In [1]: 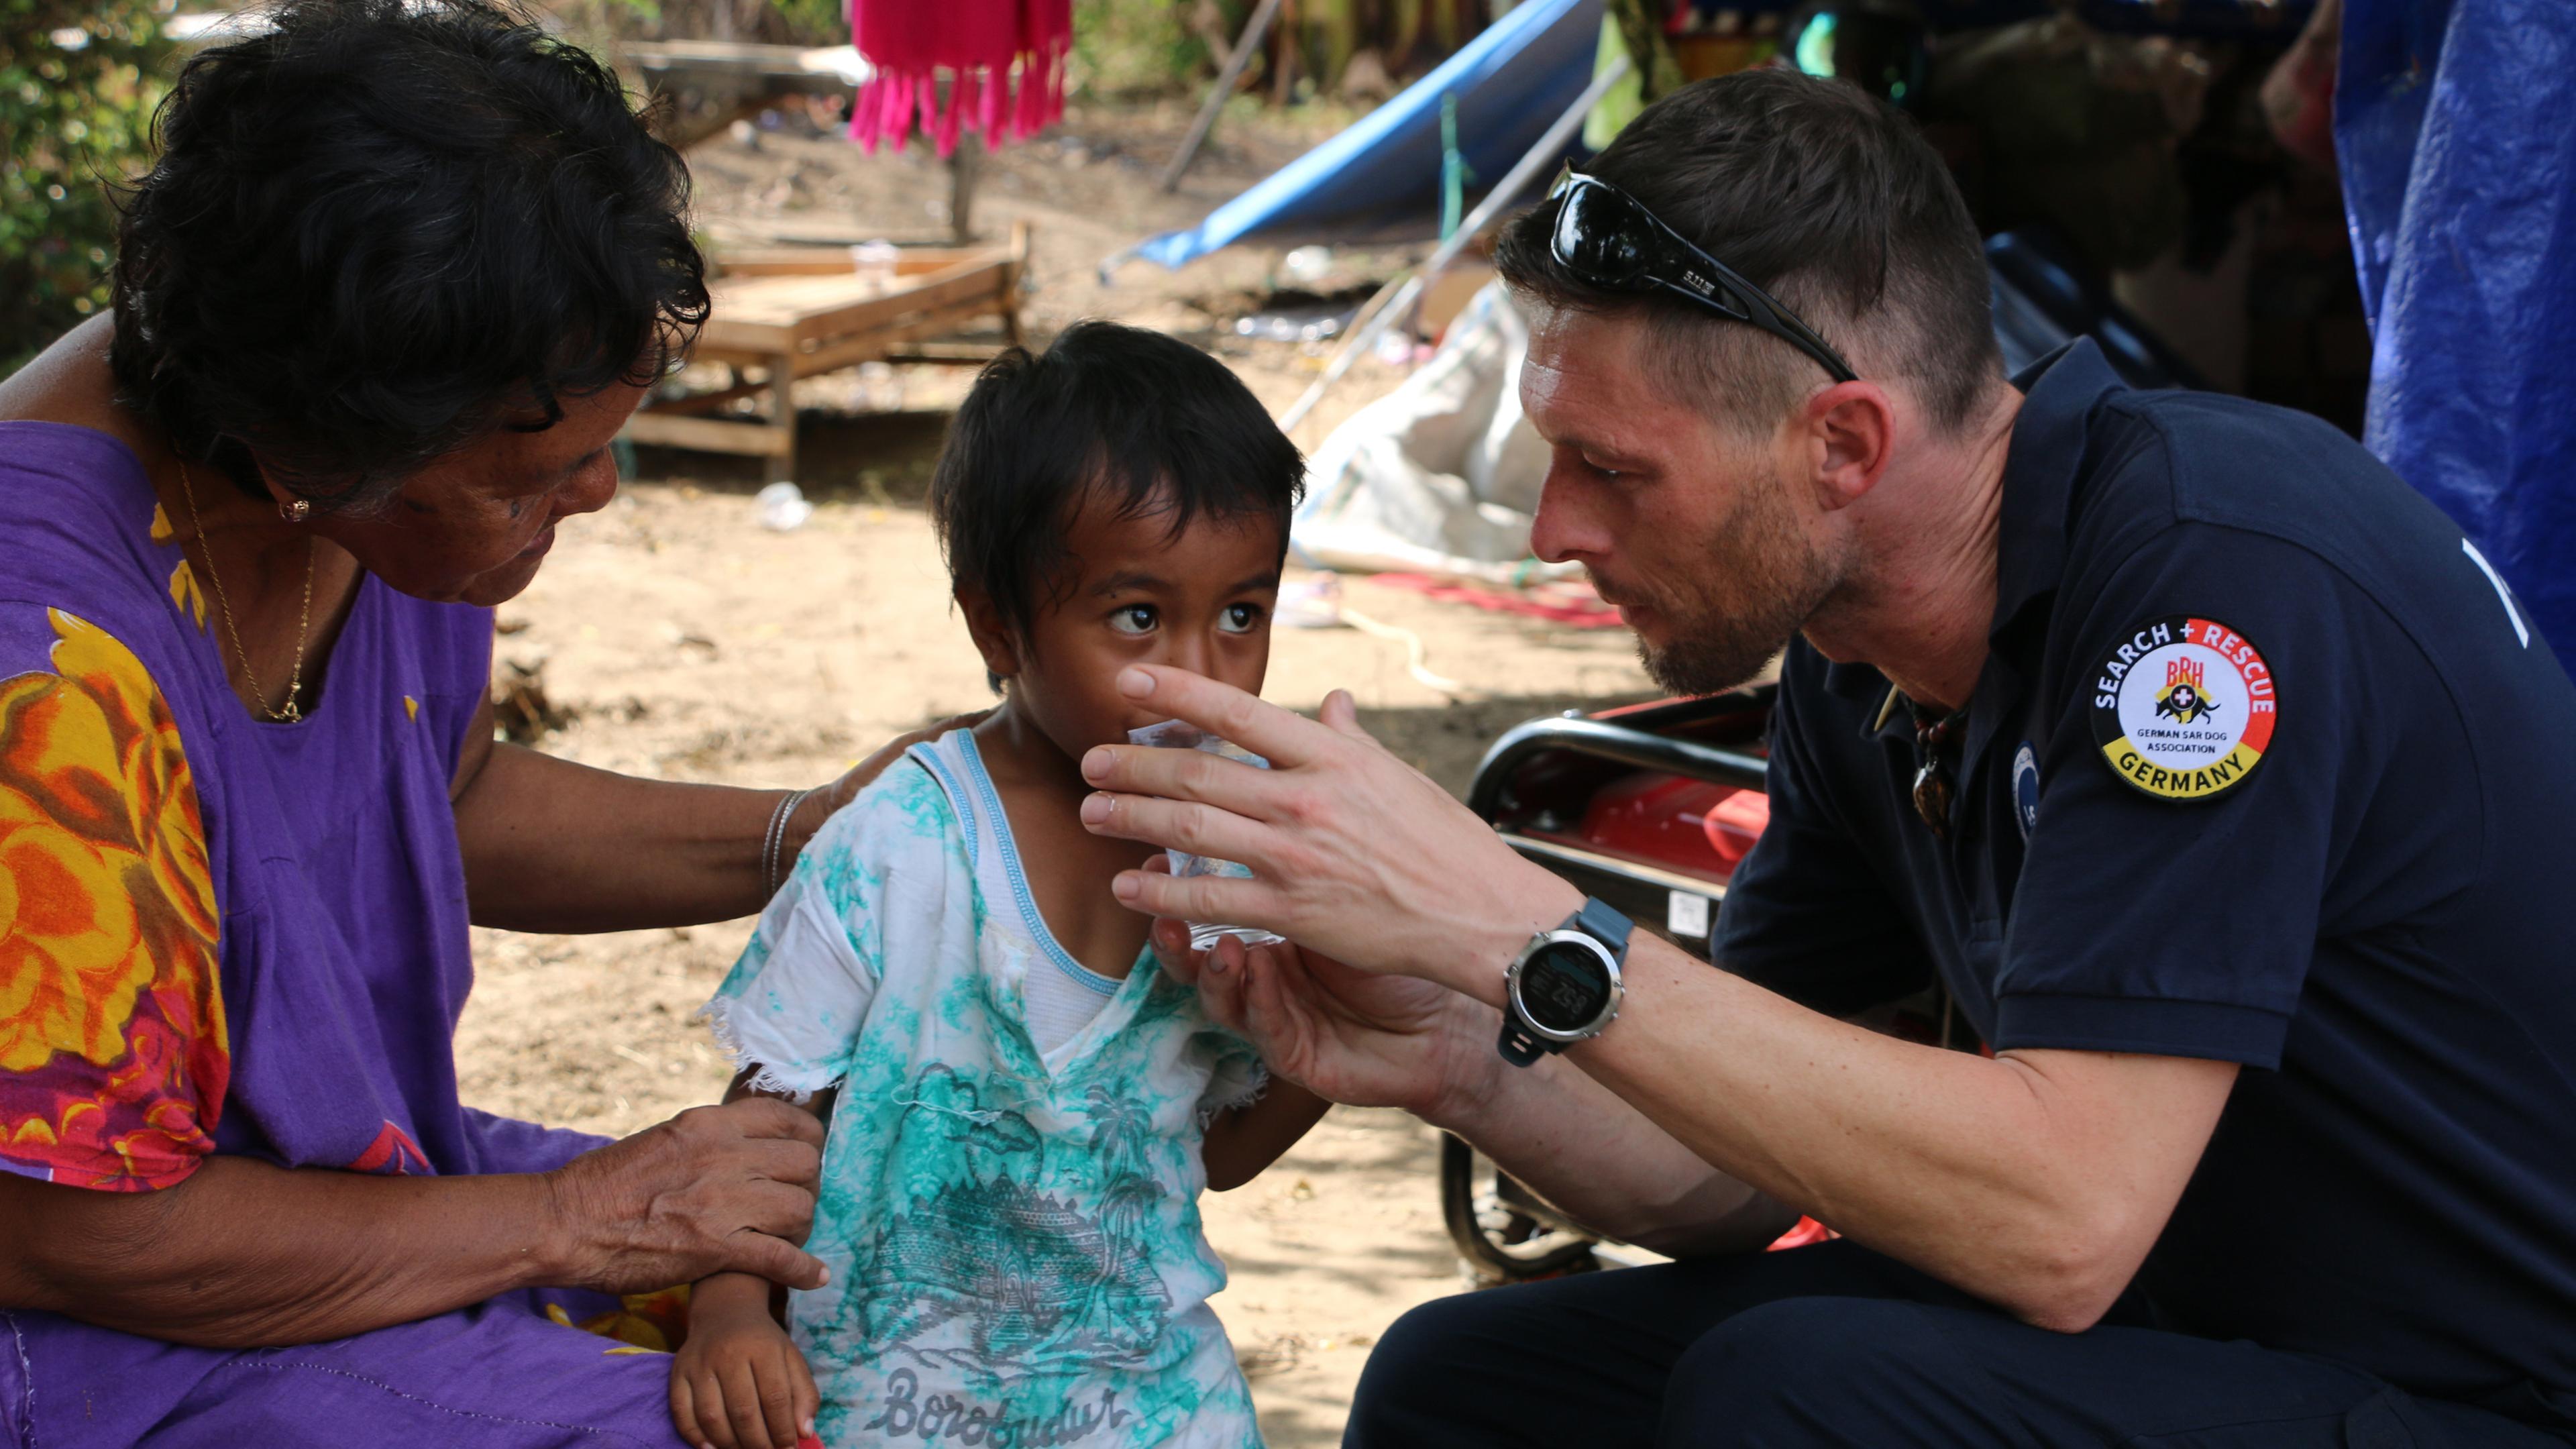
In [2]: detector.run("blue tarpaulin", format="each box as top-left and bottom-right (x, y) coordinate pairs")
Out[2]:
(2337, 0), (2576, 665)
(1125, 0), (1603, 270)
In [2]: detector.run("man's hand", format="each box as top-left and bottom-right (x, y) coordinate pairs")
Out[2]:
(1156, 918), (1501, 1123)
(545, 1097), (827, 1294)
(1081, 669), (1581, 996)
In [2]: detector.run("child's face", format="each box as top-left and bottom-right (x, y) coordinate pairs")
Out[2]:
(969, 494), (1283, 763)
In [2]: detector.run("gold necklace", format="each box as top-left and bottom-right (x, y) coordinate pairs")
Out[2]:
(176, 459), (315, 723)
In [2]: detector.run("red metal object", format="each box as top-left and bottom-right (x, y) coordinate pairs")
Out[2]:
(1767, 1216), (1839, 1252)
(1526, 772), (1771, 883)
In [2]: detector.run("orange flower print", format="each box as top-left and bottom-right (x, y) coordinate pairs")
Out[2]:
(0, 610), (227, 1190)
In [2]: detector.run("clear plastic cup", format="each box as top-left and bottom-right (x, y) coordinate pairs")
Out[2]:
(1125, 720), (1287, 952)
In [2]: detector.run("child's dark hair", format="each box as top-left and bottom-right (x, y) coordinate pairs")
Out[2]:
(930, 321), (1306, 644)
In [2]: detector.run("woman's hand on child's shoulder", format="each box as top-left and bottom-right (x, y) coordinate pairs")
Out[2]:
(815, 710), (991, 818)
(669, 1271), (821, 1449)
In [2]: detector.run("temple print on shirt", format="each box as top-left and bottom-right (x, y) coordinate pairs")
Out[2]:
(859, 1064), (1174, 1380)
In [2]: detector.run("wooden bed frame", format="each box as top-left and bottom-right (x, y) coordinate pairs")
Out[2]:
(622, 221), (1029, 482)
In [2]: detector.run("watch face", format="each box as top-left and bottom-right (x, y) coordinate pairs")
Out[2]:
(1521, 942), (1613, 1033)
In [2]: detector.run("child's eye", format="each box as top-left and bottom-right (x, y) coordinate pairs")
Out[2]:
(1218, 603), (1263, 635)
(1110, 604), (1159, 636)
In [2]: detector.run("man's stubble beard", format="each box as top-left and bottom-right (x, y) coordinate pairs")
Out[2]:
(1633, 470), (1847, 697)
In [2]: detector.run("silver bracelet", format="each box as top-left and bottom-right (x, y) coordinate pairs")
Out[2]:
(761, 788), (811, 900)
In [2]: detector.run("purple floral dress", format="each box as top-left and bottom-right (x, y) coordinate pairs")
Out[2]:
(0, 422), (688, 1448)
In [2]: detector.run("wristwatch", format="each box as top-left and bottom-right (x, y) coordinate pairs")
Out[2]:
(1497, 898), (1631, 1067)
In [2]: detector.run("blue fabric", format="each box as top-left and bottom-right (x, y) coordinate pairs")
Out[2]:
(2337, 0), (2576, 667)
(1715, 341), (2576, 1413)
(1129, 0), (1601, 268)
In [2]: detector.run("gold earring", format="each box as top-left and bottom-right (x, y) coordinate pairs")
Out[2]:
(281, 497), (311, 523)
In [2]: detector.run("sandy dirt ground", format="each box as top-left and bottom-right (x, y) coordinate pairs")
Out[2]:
(451, 94), (1653, 1446)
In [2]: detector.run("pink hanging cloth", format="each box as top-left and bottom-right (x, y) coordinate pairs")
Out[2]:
(847, 0), (1072, 157)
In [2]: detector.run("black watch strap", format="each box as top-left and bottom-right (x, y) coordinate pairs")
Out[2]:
(1497, 899), (1632, 1067)
(1574, 897), (1634, 963)
(1497, 1014), (1551, 1068)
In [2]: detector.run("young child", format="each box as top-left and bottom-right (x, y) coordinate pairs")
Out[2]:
(674, 321), (1328, 1449)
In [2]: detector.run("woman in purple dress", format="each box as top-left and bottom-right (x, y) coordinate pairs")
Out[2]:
(0, 3), (912, 1443)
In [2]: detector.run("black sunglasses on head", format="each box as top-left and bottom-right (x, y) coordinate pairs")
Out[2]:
(1546, 172), (1860, 386)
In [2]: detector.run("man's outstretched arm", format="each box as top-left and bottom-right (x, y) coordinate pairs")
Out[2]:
(1091, 667), (2237, 1331)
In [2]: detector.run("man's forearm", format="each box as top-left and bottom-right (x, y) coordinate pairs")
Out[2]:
(1538, 934), (2235, 1329)
(1436, 1014), (1794, 1255)
(455, 742), (823, 932)
(0, 1157), (564, 1348)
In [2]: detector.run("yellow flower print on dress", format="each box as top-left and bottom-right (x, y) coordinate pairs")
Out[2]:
(150, 505), (207, 634)
(0, 610), (227, 1190)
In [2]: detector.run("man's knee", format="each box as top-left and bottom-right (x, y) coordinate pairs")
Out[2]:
(1346, 1291), (1497, 1438)
(1658, 1297), (1982, 1448)
(1347, 1284), (1598, 1447)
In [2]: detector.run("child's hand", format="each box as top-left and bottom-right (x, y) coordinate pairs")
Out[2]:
(669, 1273), (820, 1449)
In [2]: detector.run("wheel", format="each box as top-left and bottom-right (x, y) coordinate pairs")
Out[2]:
(1439, 1132), (1602, 1285)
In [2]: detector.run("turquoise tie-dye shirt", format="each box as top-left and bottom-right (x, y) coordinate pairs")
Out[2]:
(706, 730), (1267, 1448)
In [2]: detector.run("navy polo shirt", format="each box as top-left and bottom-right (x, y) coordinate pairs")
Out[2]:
(1712, 339), (2576, 1417)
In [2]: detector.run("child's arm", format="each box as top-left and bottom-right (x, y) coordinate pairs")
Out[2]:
(670, 1070), (834, 1449)
(1201, 1078), (1332, 1191)
(672, 1270), (816, 1449)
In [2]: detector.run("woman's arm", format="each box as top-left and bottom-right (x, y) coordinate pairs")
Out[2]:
(451, 692), (981, 932)
(0, 1097), (828, 1348)
(1200, 1078), (1331, 1192)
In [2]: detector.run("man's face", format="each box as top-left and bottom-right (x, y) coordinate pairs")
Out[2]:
(1521, 307), (1849, 696)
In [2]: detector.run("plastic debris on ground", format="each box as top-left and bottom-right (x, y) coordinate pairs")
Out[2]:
(1234, 305), (1356, 344)
(755, 481), (813, 531)
(1274, 572), (1346, 629)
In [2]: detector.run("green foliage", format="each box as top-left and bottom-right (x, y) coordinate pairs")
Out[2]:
(1, 0), (176, 374)
(764, 0), (845, 48)
(1069, 0), (1210, 100)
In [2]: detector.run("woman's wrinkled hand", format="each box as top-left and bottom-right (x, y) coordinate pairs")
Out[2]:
(810, 710), (991, 823)
(544, 1097), (827, 1294)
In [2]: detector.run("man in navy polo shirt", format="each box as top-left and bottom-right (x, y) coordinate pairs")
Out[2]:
(1072, 70), (2576, 1445)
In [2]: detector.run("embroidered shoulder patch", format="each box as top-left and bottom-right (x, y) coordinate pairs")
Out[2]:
(2088, 616), (2275, 801)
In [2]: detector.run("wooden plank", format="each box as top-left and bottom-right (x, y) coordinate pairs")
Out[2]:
(792, 305), (1002, 376)
(698, 318), (800, 354)
(879, 341), (1015, 364)
(689, 343), (775, 369)
(714, 246), (1004, 280)
(716, 249), (861, 278)
(767, 354), (797, 484)
(715, 274), (904, 328)
(621, 411), (792, 458)
(786, 256), (1010, 346)
(695, 256), (1009, 354)
(647, 377), (775, 416)
(625, 40), (866, 85)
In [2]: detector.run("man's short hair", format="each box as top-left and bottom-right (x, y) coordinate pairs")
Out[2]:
(930, 321), (1306, 651)
(1495, 70), (2000, 437)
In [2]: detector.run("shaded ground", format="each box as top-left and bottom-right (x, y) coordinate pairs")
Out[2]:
(452, 97), (1646, 1446)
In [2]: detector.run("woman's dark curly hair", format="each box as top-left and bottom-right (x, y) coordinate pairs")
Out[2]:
(110, 0), (707, 511)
